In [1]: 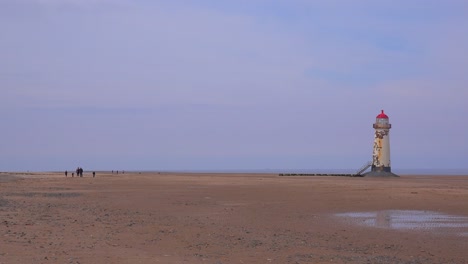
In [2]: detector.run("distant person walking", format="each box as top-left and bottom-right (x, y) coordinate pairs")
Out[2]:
(93, 171), (95, 178)
(65, 170), (68, 177)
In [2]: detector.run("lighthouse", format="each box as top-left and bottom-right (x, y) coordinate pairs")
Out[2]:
(364, 110), (398, 177)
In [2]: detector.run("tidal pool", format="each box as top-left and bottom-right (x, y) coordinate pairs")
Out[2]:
(335, 210), (468, 236)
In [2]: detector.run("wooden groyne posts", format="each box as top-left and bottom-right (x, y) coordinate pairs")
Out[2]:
(278, 162), (373, 177)
(278, 173), (363, 177)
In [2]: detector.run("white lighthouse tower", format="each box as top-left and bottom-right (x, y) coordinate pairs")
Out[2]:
(365, 110), (398, 177)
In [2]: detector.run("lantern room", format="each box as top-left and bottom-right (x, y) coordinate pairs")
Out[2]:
(373, 110), (391, 129)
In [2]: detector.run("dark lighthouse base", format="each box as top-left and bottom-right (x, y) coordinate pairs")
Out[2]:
(363, 166), (399, 177)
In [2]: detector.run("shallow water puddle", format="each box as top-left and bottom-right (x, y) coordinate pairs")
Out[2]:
(336, 210), (468, 236)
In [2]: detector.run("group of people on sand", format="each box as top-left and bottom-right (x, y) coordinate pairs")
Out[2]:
(76, 167), (84, 177)
(64, 167), (95, 178)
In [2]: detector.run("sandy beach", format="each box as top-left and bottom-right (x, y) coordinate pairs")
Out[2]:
(1, 172), (467, 263)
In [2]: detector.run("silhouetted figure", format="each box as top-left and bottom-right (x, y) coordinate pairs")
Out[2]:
(79, 168), (83, 177)
(65, 170), (68, 177)
(72, 173), (74, 177)
(93, 171), (95, 178)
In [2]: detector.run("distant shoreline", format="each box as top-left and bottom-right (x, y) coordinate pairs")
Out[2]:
(2, 170), (468, 176)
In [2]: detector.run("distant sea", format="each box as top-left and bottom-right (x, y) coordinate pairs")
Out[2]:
(5, 169), (467, 176)
(138, 169), (468, 175)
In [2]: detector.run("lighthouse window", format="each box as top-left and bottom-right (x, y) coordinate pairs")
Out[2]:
(378, 119), (388, 124)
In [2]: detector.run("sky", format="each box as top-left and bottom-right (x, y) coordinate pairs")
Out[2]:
(1, 0), (467, 172)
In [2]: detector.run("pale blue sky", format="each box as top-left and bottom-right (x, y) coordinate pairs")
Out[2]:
(1, 0), (467, 172)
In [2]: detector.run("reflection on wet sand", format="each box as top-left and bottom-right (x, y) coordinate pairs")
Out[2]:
(336, 210), (468, 236)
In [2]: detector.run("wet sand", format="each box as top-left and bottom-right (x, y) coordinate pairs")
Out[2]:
(1, 172), (468, 263)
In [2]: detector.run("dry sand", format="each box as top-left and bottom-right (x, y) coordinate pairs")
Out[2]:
(1, 171), (467, 263)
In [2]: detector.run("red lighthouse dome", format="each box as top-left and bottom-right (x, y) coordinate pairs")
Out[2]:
(376, 110), (389, 119)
